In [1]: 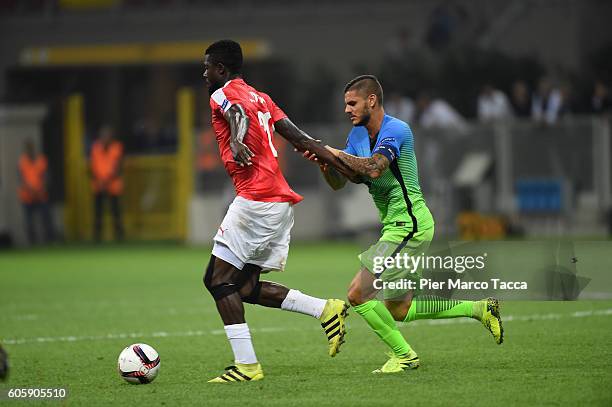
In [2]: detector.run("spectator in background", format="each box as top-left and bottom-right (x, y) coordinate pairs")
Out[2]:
(415, 91), (468, 134)
(591, 80), (612, 116)
(385, 91), (415, 124)
(510, 80), (531, 118)
(90, 125), (124, 242)
(531, 77), (563, 125)
(477, 84), (513, 123)
(18, 140), (56, 245)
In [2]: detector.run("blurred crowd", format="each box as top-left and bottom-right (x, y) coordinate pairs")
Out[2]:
(385, 78), (611, 132)
(380, 2), (611, 131)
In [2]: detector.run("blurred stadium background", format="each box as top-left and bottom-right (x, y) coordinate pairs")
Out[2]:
(0, 0), (611, 247)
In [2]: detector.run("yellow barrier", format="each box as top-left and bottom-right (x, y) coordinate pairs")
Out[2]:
(177, 87), (195, 241)
(59, 0), (119, 9)
(121, 155), (179, 240)
(63, 94), (92, 240)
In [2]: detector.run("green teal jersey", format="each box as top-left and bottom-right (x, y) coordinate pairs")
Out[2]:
(344, 114), (434, 243)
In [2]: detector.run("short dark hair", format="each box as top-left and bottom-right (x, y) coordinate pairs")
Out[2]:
(344, 75), (384, 105)
(205, 40), (243, 74)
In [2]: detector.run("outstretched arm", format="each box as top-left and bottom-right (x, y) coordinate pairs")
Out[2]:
(224, 104), (254, 167)
(274, 118), (361, 182)
(327, 147), (390, 179)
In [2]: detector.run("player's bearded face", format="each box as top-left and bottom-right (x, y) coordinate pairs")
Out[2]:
(207, 75), (223, 96)
(356, 106), (371, 127)
(345, 90), (371, 126)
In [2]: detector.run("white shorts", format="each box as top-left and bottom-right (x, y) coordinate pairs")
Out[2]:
(212, 196), (294, 272)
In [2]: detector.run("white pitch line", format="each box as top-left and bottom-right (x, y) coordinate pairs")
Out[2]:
(0, 314), (39, 321)
(2, 308), (612, 346)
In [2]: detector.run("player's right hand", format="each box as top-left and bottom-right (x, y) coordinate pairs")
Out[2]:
(230, 141), (255, 167)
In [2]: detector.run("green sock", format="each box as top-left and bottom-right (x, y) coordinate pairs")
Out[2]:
(405, 295), (476, 322)
(353, 300), (412, 356)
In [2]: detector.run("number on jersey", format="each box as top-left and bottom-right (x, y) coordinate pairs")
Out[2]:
(257, 111), (278, 157)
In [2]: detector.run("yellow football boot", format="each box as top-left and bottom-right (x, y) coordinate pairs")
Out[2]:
(208, 363), (264, 383)
(319, 299), (349, 357)
(372, 350), (420, 374)
(475, 297), (504, 344)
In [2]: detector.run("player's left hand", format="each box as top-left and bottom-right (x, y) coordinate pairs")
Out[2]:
(230, 141), (255, 167)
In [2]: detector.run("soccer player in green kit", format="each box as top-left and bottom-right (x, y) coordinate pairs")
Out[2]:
(303, 75), (504, 374)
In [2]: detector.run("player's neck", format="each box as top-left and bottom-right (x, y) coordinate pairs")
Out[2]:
(366, 109), (385, 139)
(223, 74), (242, 86)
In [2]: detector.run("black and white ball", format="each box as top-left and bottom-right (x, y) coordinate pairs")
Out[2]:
(117, 343), (160, 384)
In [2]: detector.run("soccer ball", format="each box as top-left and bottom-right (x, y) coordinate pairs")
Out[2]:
(117, 343), (160, 384)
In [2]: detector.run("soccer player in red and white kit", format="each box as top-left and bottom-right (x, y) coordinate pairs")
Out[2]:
(202, 40), (356, 383)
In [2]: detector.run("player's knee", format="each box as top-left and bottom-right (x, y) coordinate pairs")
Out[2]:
(347, 268), (378, 306)
(347, 285), (364, 306)
(347, 273), (369, 306)
(206, 278), (238, 301)
(203, 256), (239, 301)
(203, 255), (216, 290)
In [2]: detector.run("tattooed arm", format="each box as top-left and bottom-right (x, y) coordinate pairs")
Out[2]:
(224, 104), (254, 167)
(326, 146), (390, 179)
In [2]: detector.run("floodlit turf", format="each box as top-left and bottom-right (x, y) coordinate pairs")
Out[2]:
(1, 243), (611, 406)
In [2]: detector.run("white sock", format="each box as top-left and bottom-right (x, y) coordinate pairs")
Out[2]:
(224, 323), (258, 364)
(280, 289), (327, 319)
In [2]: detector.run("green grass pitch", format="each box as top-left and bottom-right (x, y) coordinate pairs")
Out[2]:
(1, 243), (611, 406)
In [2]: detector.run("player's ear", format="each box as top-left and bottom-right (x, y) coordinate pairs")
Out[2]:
(215, 61), (226, 75)
(368, 94), (377, 108)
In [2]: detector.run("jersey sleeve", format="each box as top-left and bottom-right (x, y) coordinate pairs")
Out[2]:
(372, 122), (406, 162)
(343, 130), (357, 155)
(210, 87), (235, 114)
(260, 92), (287, 123)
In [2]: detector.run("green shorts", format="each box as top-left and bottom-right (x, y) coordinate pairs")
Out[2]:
(358, 226), (435, 300)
